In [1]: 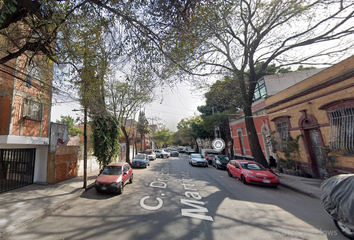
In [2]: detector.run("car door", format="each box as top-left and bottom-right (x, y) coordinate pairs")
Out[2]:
(228, 161), (236, 175)
(233, 162), (241, 178)
(122, 165), (130, 184)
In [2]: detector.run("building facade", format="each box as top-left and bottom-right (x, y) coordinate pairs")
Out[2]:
(0, 57), (52, 192)
(230, 69), (324, 163)
(266, 56), (354, 178)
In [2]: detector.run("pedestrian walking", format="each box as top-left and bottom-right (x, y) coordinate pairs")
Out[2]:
(269, 156), (277, 173)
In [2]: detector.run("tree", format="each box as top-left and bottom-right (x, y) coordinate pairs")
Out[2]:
(153, 127), (173, 148)
(137, 110), (150, 151)
(176, 116), (212, 148)
(56, 115), (84, 135)
(105, 69), (155, 164)
(166, 0), (354, 167)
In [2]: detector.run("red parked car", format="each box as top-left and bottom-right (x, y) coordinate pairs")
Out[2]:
(227, 160), (279, 187)
(95, 162), (133, 194)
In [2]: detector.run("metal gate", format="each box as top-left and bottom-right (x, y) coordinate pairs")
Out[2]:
(0, 149), (36, 193)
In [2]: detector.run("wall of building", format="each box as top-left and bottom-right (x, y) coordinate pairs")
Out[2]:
(265, 69), (324, 96)
(266, 56), (354, 177)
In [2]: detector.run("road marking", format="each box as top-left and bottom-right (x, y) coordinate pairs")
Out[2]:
(140, 196), (163, 211)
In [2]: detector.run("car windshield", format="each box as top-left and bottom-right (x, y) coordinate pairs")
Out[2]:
(102, 166), (122, 175)
(135, 154), (146, 159)
(217, 156), (230, 163)
(207, 154), (215, 157)
(240, 162), (266, 170)
(191, 154), (204, 158)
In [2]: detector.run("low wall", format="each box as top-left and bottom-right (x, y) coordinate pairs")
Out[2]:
(46, 145), (100, 184)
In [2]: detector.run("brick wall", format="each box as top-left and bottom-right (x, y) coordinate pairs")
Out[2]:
(54, 146), (79, 183)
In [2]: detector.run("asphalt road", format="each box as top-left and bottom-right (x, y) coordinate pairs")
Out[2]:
(6, 155), (346, 240)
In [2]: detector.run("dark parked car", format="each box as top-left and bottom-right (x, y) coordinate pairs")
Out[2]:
(212, 155), (230, 169)
(95, 162), (133, 194)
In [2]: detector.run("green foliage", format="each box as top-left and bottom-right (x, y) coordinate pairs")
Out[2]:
(280, 135), (302, 171)
(176, 116), (212, 146)
(91, 115), (122, 169)
(137, 110), (150, 138)
(153, 126), (173, 148)
(56, 115), (84, 135)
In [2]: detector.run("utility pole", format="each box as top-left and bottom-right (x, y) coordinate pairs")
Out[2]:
(83, 107), (87, 190)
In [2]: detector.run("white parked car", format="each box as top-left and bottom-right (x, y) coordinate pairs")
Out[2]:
(145, 149), (156, 160)
(154, 149), (170, 158)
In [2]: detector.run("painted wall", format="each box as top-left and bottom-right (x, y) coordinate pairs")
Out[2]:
(266, 55), (354, 177)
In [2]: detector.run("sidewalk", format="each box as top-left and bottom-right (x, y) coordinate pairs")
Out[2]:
(0, 171), (323, 239)
(278, 173), (323, 199)
(0, 172), (97, 239)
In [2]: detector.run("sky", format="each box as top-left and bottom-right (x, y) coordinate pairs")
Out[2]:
(50, 81), (208, 132)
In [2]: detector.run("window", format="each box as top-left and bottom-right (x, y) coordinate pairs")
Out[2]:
(274, 119), (290, 151)
(235, 162), (240, 169)
(23, 99), (42, 121)
(328, 107), (354, 153)
(276, 121), (289, 142)
(253, 78), (267, 101)
(238, 130), (246, 155)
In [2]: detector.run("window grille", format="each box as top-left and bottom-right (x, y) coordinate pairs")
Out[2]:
(276, 121), (290, 151)
(329, 107), (354, 153)
(24, 99), (42, 121)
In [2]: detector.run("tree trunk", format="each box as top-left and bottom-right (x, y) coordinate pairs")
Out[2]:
(121, 126), (131, 164)
(243, 105), (269, 168)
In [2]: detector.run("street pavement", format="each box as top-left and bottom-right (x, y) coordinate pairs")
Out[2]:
(0, 159), (323, 239)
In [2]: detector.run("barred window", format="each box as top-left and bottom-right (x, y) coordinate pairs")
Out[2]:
(329, 107), (354, 153)
(23, 99), (42, 121)
(276, 121), (289, 142)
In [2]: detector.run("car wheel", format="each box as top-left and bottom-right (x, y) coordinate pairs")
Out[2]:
(129, 174), (133, 184)
(333, 219), (354, 239)
(117, 183), (124, 194)
(241, 175), (248, 185)
(227, 170), (233, 177)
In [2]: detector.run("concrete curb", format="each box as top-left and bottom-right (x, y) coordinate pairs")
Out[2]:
(280, 182), (320, 199)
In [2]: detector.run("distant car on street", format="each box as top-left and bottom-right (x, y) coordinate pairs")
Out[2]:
(131, 154), (150, 168)
(187, 149), (196, 155)
(154, 149), (170, 158)
(212, 155), (230, 169)
(170, 149), (179, 157)
(189, 154), (208, 167)
(145, 149), (156, 160)
(95, 162), (133, 194)
(165, 148), (179, 157)
(227, 160), (279, 187)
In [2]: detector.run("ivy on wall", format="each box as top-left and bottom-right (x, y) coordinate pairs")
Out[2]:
(91, 115), (122, 169)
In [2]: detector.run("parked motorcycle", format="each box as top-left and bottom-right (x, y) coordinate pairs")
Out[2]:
(321, 174), (354, 239)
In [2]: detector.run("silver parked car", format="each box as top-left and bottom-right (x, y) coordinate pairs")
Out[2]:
(189, 154), (208, 167)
